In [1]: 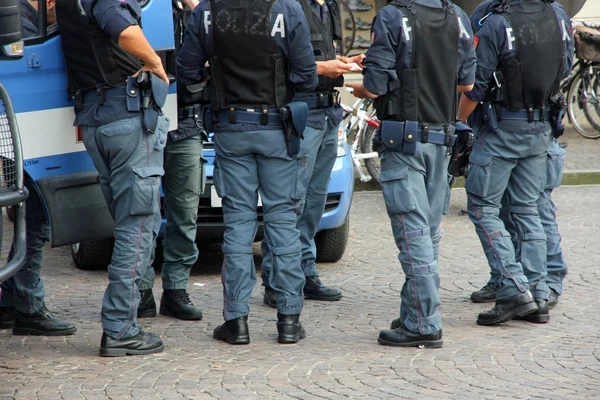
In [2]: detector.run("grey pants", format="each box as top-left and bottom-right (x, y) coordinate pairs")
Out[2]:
(261, 123), (338, 282)
(213, 128), (308, 321)
(141, 118), (205, 291)
(82, 114), (168, 339)
(467, 127), (552, 301)
(379, 142), (450, 335)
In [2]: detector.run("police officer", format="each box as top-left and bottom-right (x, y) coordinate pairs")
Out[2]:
(467, 1), (572, 310)
(0, 0), (75, 337)
(457, 0), (573, 325)
(178, 0), (317, 344)
(261, 0), (364, 307)
(137, 0), (204, 322)
(347, 0), (476, 347)
(56, 0), (170, 356)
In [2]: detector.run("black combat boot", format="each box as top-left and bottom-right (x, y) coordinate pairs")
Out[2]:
(13, 307), (76, 336)
(160, 290), (203, 320)
(477, 290), (538, 325)
(378, 326), (443, 348)
(137, 289), (157, 318)
(471, 282), (497, 303)
(304, 276), (342, 301)
(100, 330), (164, 357)
(547, 289), (560, 309)
(277, 313), (305, 344)
(213, 316), (250, 345)
(514, 298), (550, 323)
(0, 307), (15, 330)
(263, 286), (277, 309)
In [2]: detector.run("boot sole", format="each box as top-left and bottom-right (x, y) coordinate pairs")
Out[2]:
(304, 293), (343, 301)
(514, 313), (550, 323)
(213, 332), (250, 345)
(0, 322), (14, 330)
(99, 344), (164, 357)
(470, 296), (496, 303)
(476, 302), (538, 326)
(12, 326), (77, 336)
(159, 307), (203, 321)
(377, 338), (443, 349)
(278, 330), (306, 344)
(137, 309), (157, 318)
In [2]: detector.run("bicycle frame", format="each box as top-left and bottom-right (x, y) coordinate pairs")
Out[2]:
(342, 98), (379, 182)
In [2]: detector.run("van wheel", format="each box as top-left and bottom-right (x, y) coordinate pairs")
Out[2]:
(71, 239), (114, 271)
(315, 215), (350, 263)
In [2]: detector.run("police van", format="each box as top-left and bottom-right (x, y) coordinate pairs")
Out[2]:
(0, 0), (354, 270)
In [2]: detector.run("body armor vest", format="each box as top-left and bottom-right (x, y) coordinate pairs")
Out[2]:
(374, 0), (459, 125)
(297, 0), (343, 93)
(56, 0), (142, 94)
(493, 1), (564, 110)
(209, 0), (291, 110)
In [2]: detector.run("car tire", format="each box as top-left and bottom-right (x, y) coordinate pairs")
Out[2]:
(315, 215), (350, 263)
(71, 239), (114, 271)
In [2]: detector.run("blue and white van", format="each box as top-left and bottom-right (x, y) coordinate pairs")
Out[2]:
(0, 0), (353, 270)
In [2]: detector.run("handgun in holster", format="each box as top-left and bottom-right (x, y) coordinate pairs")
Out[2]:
(549, 94), (566, 139)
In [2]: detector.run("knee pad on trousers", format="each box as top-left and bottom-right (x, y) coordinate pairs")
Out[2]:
(509, 205), (546, 241)
(263, 212), (297, 224)
(223, 211), (258, 224)
(271, 242), (302, 256)
(221, 244), (253, 255)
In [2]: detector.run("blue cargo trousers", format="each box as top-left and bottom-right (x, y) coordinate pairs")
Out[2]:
(213, 128), (308, 321)
(0, 178), (49, 314)
(466, 127), (552, 301)
(140, 118), (205, 291)
(261, 123), (338, 282)
(488, 139), (568, 294)
(379, 142), (450, 335)
(82, 114), (168, 339)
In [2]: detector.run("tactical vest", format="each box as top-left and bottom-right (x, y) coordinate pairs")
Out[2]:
(374, 0), (459, 125)
(491, 1), (564, 111)
(56, 0), (142, 95)
(297, 0), (343, 93)
(208, 0), (291, 110)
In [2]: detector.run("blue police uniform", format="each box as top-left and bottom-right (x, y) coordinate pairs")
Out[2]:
(261, 0), (344, 302)
(57, 0), (168, 344)
(364, 0), (476, 343)
(139, 4), (205, 321)
(469, 0), (570, 307)
(464, 0), (573, 315)
(0, 0), (76, 336)
(177, 0), (317, 334)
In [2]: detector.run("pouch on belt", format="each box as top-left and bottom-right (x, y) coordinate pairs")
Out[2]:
(379, 120), (418, 155)
(143, 73), (169, 133)
(279, 101), (309, 157)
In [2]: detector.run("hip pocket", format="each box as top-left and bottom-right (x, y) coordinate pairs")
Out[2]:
(130, 165), (164, 215)
(213, 155), (226, 198)
(545, 146), (565, 190)
(99, 116), (139, 137)
(465, 151), (493, 197)
(379, 164), (416, 214)
(442, 177), (451, 216)
(291, 156), (309, 200)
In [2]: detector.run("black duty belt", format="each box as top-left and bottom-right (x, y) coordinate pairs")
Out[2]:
(216, 107), (281, 125)
(497, 107), (551, 122)
(81, 86), (127, 105)
(413, 126), (456, 146)
(178, 104), (202, 120)
(295, 91), (340, 109)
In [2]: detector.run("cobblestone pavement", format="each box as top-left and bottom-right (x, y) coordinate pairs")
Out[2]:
(1, 187), (600, 400)
(561, 125), (600, 172)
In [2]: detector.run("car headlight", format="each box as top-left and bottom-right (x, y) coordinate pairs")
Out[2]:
(337, 123), (347, 157)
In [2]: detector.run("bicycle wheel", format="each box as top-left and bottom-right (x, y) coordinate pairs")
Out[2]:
(359, 108), (381, 183)
(567, 64), (600, 139)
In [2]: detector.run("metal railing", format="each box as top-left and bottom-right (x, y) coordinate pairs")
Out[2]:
(0, 83), (28, 283)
